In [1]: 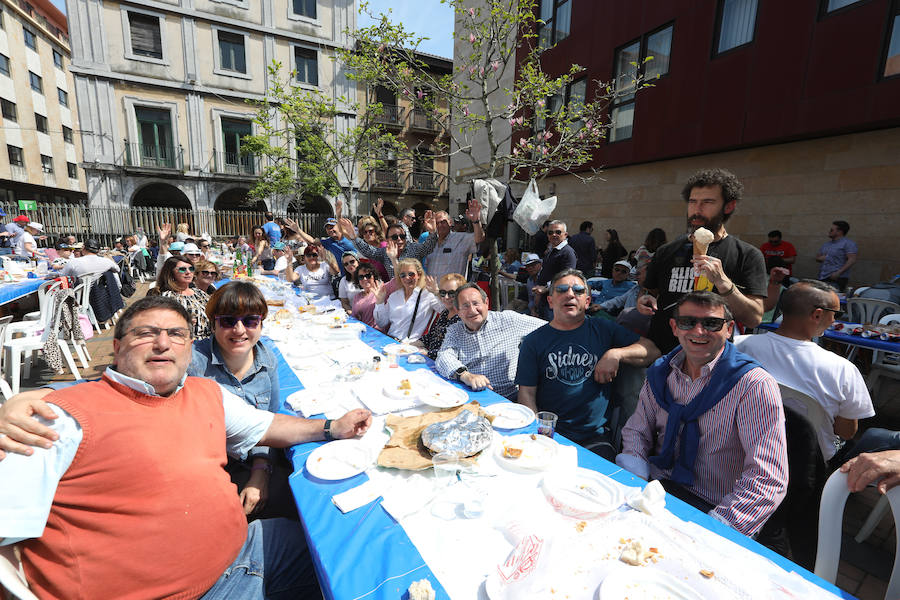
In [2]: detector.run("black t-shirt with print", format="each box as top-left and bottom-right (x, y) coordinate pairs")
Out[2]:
(645, 234), (767, 352)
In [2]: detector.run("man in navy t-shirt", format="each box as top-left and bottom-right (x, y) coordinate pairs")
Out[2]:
(516, 269), (660, 448)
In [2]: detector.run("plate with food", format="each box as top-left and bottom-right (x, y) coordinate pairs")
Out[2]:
(382, 343), (423, 355)
(305, 439), (372, 480)
(383, 377), (420, 400)
(420, 383), (469, 409)
(483, 403), (535, 429)
(598, 565), (699, 600)
(495, 434), (558, 472)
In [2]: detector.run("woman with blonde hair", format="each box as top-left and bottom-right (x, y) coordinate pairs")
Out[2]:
(175, 222), (191, 242)
(418, 272), (466, 358)
(194, 258), (219, 294)
(374, 258), (441, 341)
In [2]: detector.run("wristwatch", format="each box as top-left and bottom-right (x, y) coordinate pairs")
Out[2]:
(453, 366), (468, 381)
(323, 419), (335, 442)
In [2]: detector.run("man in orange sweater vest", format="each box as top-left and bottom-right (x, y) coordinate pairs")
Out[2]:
(0, 296), (372, 599)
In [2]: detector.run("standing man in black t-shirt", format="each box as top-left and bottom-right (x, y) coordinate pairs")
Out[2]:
(637, 168), (767, 352)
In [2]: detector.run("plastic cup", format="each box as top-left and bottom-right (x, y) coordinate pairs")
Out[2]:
(536, 411), (558, 438)
(432, 452), (461, 488)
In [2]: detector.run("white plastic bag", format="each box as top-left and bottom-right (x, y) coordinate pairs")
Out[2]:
(473, 178), (505, 225)
(512, 179), (556, 235)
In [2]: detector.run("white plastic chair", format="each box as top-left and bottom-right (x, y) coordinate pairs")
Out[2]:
(815, 470), (900, 600)
(23, 279), (63, 322)
(0, 545), (38, 600)
(499, 279), (523, 308)
(778, 384), (835, 462)
(868, 314), (900, 407)
(72, 273), (102, 333)
(846, 298), (900, 325)
(0, 315), (15, 401)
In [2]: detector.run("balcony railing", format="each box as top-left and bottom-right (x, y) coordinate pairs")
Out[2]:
(212, 151), (259, 176)
(409, 109), (440, 132)
(406, 171), (443, 195)
(374, 104), (404, 127)
(124, 142), (183, 170)
(368, 168), (402, 190)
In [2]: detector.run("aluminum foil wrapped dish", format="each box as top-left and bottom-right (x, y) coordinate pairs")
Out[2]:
(421, 410), (493, 457)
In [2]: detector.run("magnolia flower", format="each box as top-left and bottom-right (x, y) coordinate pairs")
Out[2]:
(585, 120), (594, 129)
(541, 146), (549, 155)
(512, 147), (520, 156)
(544, 131), (553, 141)
(469, 33), (476, 43)
(508, 118), (516, 126)
(417, 89), (424, 99)
(469, 66), (476, 75)
(577, 131), (584, 139)
(491, 61), (499, 72)
(479, 66), (485, 76)
(463, 106), (470, 116)
(537, 99), (545, 107)
(519, 137), (528, 147)
(468, 7), (475, 16)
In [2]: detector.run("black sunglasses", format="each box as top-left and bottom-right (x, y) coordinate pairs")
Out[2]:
(548, 229), (564, 236)
(553, 284), (587, 295)
(674, 316), (728, 332)
(816, 306), (844, 319)
(438, 289), (458, 298)
(200, 270), (217, 276)
(389, 234), (405, 241)
(358, 273), (375, 280)
(215, 315), (263, 329)
(305, 252), (319, 258)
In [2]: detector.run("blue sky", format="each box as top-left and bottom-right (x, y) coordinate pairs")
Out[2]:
(49, 0), (455, 59)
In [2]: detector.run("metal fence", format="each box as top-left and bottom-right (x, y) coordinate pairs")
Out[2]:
(0, 202), (331, 247)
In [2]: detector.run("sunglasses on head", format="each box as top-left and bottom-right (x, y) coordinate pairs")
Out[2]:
(176, 266), (194, 273)
(674, 316), (728, 332)
(548, 229), (564, 236)
(389, 234), (405, 241)
(438, 289), (458, 298)
(816, 306), (844, 319)
(554, 283), (586, 295)
(215, 315), (262, 329)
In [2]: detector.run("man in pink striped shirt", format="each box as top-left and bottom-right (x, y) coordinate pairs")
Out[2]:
(618, 291), (788, 538)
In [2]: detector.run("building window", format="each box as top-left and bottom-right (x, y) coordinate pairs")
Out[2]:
(294, 47), (318, 86)
(53, 50), (63, 69)
(23, 27), (37, 51)
(885, 4), (900, 78)
(135, 106), (175, 167)
(63, 125), (73, 143)
(609, 23), (674, 142)
(1, 99), (16, 122)
(58, 88), (68, 107)
(67, 162), (77, 178)
(538, 0), (571, 50)
(715, 0), (758, 54)
(0, 53), (9, 77)
(221, 118), (253, 172)
(41, 155), (53, 174)
(0, 8), (4, 30)
(128, 11), (163, 60)
(292, 0), (317, 19)
(34, 113), (48, 133)
(218, 31), (246, 73)
(7, 145), (23, 167)
(29, 71), (42, 93)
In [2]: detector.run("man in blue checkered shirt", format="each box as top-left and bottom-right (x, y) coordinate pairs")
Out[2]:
(435, 283), (544, 399)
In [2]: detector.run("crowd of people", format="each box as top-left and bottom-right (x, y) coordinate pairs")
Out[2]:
(0, 166), (897, 598)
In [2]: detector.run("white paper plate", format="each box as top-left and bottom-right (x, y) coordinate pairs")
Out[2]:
(598, 566), (700, 600)
(484, 403), (535, 429)
(305, 439), (372, 480)
(383, 377), (421, 401)
(542, 468), (625, 520)
(494, 434), (558, 472)
(382, 342), (422, 355)
(419, 383), (468, 408)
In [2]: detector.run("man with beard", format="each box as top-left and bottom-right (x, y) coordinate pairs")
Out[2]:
(637, 168), (767, 353)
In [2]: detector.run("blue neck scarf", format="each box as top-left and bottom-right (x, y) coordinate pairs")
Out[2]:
(647, 341), (761, 486)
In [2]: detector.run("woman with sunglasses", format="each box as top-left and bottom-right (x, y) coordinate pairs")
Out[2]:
(357, 216), (390, 280)
(150, 256), (211, 338)
(250, 225), (274, 271)
(193, 258), (219, 294)
(190, 281), (296, 520)
(338, 251), (363, 311)
(339, 212), (437, 278)
(374, 258), (441, 341)
(284, 243), (337, 298)
(418, 272), (466, 359)
(350, 263), (391, 326)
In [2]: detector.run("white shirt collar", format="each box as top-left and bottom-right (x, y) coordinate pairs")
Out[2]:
(104, 366), (187, 397)
(553, 239), (569, 250)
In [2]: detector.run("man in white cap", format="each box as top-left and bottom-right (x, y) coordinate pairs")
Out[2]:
(15, 222), (46, 259)
(590, 260), (637, 304)
(508, 253), (544, 315)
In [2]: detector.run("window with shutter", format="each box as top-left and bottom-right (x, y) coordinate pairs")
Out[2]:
(129, 11), (163, 59)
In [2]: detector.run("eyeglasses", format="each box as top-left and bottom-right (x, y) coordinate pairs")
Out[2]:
(342, 259), (358, 267)
(176, 266), (195, 274)
(324, 224), (337, 230)
(363, 228), (377, 235)
(548, 229), (564, 236)
(358, 273), (375, 280)
(438, 289), (458, 298)
(305, 252), (319, 258)
(674, 316), (728, 332)
(399, 271), (418, 279)
(200, 244), (210, 249)
(389, 234), (405, 241)
(816, 306), (844, 319)
(124, 326), (191, 344)
(199, 270), (217, 276)
(553, 283), (587, 295)
(215, 315), (263, 329)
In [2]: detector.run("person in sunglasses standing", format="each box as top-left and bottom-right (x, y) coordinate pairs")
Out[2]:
(619, 291), (788, 540)
(532, 220), (577, 320)
(516, 269), (659, 453)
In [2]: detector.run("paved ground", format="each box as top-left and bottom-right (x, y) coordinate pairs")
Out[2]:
(12, 281), (899, 599)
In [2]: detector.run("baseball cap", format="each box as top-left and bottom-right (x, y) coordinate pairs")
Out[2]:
(0, 207), (5, 217)
(13, 215), (29, 223)
(522, 253), (542, 266)
(272, 242), (286, 250)
(613, 260), (632, 269)
(56, 242), (71, 250)
(182, 243), (201, 255)
(324, 218), (338, 228)
(85, 239), (101, 252)
(28, 222), (44, 232)
(169, 241), (185, 252)
(70, 242), (84, 250)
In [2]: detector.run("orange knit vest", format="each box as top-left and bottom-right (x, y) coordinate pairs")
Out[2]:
(21, 375), (248, 600)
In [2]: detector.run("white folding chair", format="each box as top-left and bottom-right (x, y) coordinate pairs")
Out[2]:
(0, 315), (15, 401)
(816, 470), (900, 600)
(868, 313), (900, 407)
(846, 298), (900, 325)
(778, 384), (835, 462)
(0, 545), (38, 600)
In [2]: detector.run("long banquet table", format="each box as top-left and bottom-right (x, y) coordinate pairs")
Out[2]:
(262, 294), (853, 599)
(758, 321), (900, 355)
(0, 278), (44, 306)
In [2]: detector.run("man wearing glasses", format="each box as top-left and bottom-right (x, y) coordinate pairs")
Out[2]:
(734, 280), (874, 463)
(532, 220), (577, 319)
(0, 296), (372, 598)
(619, 291), (788, 539)
(589, 260), (637, 304)
(517, 269), (659, 452)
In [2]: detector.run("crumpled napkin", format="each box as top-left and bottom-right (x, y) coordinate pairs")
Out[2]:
(332, 478), (383, 513)
(625, 479), (667, 516)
